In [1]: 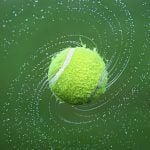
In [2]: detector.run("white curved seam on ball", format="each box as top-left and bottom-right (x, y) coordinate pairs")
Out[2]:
(90, 67), (107, 98)
(49, 48), (76, 85)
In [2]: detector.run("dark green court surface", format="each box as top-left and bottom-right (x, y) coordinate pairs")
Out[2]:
(0, 0), (150, 149)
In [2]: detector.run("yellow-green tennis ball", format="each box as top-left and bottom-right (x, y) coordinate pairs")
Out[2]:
(48, 46), (107, 104)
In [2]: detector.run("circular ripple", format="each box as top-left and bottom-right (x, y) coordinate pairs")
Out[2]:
(1, 0), (150, 149)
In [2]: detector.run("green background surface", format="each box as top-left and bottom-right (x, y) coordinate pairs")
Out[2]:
(0, 0), (150, 149)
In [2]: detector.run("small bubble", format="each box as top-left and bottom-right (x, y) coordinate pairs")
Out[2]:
(41, 16), (45, 19)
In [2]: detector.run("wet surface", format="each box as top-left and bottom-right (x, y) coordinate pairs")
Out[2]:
(0, 0), (150, 149)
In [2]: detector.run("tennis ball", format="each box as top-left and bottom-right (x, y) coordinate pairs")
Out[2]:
(48, 46), (107, 104)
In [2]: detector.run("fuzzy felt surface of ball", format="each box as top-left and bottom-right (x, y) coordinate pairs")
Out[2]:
(48, 46), (107, 104)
